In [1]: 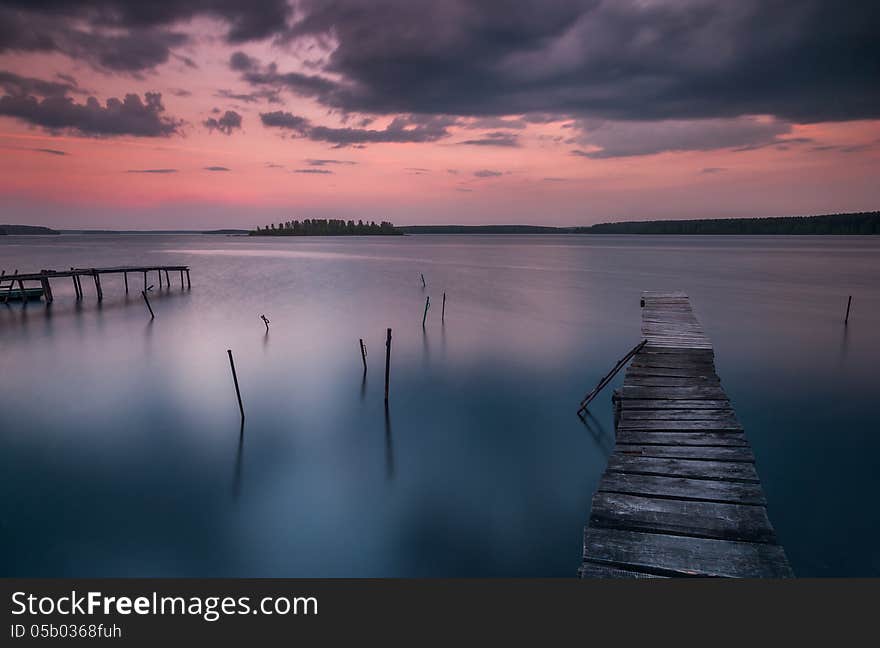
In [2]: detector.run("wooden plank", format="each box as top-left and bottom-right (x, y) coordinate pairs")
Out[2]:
(583, 527), (793, 578)
(589, 492), (776, 543)
(617, 419), (743, 431)
(614, 444), (755, 462)
(615, 431), (749, 447)
(619, 399), (731, 410)
(620, 386), (728, 400)
(624, 376), (721, 387)
(579, 562), (666, 579)
(626, 366), (718, 378)
(598, 473), (766, 505)
(620, 409), (737, 421)
(606, 455), (759, 482)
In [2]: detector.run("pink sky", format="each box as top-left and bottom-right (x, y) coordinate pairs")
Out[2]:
(1, 4), (878, 229)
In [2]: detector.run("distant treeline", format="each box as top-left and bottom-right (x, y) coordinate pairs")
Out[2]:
(399, 225), (561, 234)
(250, 219), (402, 236)
(0, 224), (60, 235)
(575, 211), (880, 235)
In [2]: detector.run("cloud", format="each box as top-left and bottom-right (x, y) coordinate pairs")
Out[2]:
(0, 2), (294, 73)
(294, 168), (333, 174)
(0, 70), (78, 97)
(0, 88), (182, 137)
(568, 116), (793, 158)
(305, 159), (357, 166)
(271, 0), (879, 123)
(260, 112), (456, 147)
(458, 131), (519, 147)
(203, 110), (242, 135)
(33, 148), (68, 156)
(215, 88), (281, 104)
(474, 169), (503, 177)
(169, 88), (192, 97)
(204, 166), (230, 171)
(700, 167), (727, 174)
(126, 168), (178, 174)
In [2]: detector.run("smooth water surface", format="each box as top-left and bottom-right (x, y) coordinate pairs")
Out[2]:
(1, 234), (878, 577)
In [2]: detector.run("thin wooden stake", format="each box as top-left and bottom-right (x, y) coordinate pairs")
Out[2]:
(442, 292), (446, 322)
(186, 269), (191, 289)
(261, 314), (270, 331)
(124, 272), (129, 293)
(359, 338), (367, 372)
(420, 273), (426, 288)
(384, 328), (392, 402)
(845, 295), (852, 324)
(422, 295), (430, 327)
(141, 289), (155, 318)
(227, 349), (245, 421)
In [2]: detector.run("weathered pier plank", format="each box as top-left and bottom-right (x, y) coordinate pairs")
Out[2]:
(580, 292), (791, 578)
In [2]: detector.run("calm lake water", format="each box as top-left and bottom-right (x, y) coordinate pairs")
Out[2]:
(1, 234), (878, 577)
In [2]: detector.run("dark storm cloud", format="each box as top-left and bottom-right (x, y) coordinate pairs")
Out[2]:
(458, 131), (519, 147)
(0, 89), (182, 136)
(270, 0), (879, 123)
(260, 111), (456, 147)
(0, 70), (78, 97)
(203, 109), (242, 135)
(0, 1), (292, 72)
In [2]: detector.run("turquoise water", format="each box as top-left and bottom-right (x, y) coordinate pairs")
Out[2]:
(1, 234), (878, 576)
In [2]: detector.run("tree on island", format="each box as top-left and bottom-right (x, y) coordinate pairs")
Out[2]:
(250, 219), (402, 236)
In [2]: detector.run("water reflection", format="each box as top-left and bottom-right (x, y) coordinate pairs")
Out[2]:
(384, 402), (395, 481)
(232, 422), (245, 500)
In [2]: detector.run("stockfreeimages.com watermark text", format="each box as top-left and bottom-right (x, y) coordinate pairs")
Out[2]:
(11, 590), (318, 623)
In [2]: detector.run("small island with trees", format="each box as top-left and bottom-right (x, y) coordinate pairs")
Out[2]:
(250, 219), (402, 236)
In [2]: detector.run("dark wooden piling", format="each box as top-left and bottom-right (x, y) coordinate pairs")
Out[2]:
(422, 296), (431, 327)
(579, 291), (792, 579)
(384, 328), (392, 402)
(442, 292), (446, 322)
(141, 290), (155, 319)
(143, 271), (147, 291)
(845, 295), (852, 324)
(359, 338), (368, 372)
(179, 269), (184, 288)
(3, 270), (17, 304)
(227, 349), (245, 421)
(40, 276), (53, 303)
(421, 273), (426, 288)
(124, 272), (128, 293)
(164, 269), (171, 287)
(93, 271), (103, 301)
(18, 279), (27, 304)
(186, 269), (191, 289)
(157, 269), (163, 289)
(261, 314), (270, 332)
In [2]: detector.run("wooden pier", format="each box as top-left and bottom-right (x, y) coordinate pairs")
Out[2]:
(579, 291), (792, 578)
(1, 265), (190, 304)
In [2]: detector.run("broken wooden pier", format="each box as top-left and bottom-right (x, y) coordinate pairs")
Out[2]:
(1, 265), (190, 304)
(579, 291), (792, 578)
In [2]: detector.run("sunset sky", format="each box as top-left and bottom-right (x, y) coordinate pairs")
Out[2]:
(1, 0), (878, 229)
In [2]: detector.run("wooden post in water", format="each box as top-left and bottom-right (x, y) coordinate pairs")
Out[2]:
(165, 269), (170, 287)
(41, 276), (53, 303)
(260, 314), (270, 332)
(179, 269), (184, 288)
(422, 295), (430, 327)
(124, 272), (128, 293)
(143, 271), (147, 291)
(186, 269), (191, 289)
(17, 279), (27, 304)
(93, 271), (103, 301)
(158, 269), (163, 289)
(384, 328), (392, 402)
(3, 270), (17, 304)
(845, 295), (852, 325)
(141, 290), (155, 319)
(359, 338), (367, 372)
(442, 292), (446, 322)
(421, 273), (426, 288)
(227, 349), (245, 421)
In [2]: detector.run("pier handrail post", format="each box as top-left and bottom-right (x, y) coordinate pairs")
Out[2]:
(577, 339), (647, 415)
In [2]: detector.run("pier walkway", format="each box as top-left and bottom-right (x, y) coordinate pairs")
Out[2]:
(579, 291), (792, 578)
(1, 265), (190, 303)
